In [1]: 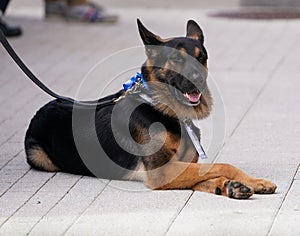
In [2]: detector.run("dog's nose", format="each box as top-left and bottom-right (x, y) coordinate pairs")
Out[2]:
(192, 73), (199, 80)
(189, 72), (205, 83)
(187, 72), (207, 91)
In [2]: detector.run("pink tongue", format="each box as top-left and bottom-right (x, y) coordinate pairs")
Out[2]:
(185, 92), (201, 103)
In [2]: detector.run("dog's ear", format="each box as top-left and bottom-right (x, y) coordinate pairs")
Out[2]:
(186, 20), (204, 43)
(137, 19), (163, 46)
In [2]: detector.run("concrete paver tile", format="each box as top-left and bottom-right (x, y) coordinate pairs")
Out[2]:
(66, 185), (192, 235)
(0, 4), (299, 235)
(268, 180), (300, 236)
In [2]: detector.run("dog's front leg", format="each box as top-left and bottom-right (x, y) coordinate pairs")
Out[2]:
(145, 162), (222, 190)
(145, 162), (276, 199)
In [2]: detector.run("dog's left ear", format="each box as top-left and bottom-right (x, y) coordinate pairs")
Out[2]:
(137, 19), (163, 45)
(186, 20), (204, 44)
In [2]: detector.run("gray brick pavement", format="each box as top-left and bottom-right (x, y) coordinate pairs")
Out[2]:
(0, 2), (299, 235)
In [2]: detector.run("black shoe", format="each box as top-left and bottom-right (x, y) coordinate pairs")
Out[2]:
(0, 19), (22, 37)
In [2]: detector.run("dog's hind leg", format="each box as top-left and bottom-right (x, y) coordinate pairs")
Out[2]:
(25, 138), (60, 172)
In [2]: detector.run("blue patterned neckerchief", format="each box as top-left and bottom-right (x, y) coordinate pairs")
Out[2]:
(123, 72), (149, 91)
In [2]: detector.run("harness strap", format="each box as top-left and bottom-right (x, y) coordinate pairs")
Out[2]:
(182, 119), (208, 160)
(136, 92), (208, 160)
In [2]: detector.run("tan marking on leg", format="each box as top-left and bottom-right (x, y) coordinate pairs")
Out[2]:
(193, 176), (230, 195)
(242, 178), (277, 194)
(146, 162), (222, 190)
(145, 162), (276, 195)
(200, 164), (277, 194)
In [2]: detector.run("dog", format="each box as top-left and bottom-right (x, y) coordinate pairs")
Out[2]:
(24, 19), (277, 199)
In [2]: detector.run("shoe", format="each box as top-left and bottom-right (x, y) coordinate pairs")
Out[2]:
(0, 19), (22, 37)
(45, 1), (118, 23)
(65, 5), (118, 23)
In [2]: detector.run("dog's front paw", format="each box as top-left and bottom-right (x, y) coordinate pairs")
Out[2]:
(252, 179), (277, 194)
(225, 181), (254, 199)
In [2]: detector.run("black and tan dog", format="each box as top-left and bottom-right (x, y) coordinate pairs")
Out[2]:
(25, 19), (277, 199)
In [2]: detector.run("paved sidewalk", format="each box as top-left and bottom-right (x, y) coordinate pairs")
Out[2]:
(0, 1), (299, 235)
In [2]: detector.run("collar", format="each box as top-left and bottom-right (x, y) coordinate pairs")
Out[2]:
(122, 73), (207, 160)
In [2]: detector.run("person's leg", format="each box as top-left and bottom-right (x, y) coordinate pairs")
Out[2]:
(0, 0), (22, 37)
(67, 0), (88, 6)
(45, 0), (67, 17)
(65, 0), (118, 23)
(0, 0), (10, 13)
(45, 0), (118, 23)
(44, 0), (93, 18)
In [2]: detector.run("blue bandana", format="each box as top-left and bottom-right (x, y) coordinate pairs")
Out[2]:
(123, 72), (149, 91)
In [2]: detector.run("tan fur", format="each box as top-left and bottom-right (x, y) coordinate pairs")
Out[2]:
(193, 176), (230, 195)
(27, 147), (60, 172)
(194, 47), (200, 58)
(144, 51), (212, 120)
(179, 48), (187, 54)
(146, 162), (276, 195)
(149, 82), (213, 120)
(187, 35), (200, 40)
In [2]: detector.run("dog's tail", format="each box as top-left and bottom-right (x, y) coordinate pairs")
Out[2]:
(25, 137), (60, 172)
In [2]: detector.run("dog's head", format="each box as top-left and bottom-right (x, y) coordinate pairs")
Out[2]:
(137, 19), (212, 120)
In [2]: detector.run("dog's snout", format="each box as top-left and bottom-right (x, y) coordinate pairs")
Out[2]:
(183, 61), (207, 83)
(192, 73), (199, 80)
(183, 71), (206, 92)
(189, 71), (206, 83)
(191, 72), (204, 82)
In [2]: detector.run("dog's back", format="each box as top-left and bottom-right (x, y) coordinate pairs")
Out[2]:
(25, 100), (92, 175)
(25, 95), (142, 179)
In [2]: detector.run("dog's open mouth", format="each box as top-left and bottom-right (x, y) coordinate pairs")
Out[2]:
(173, 87), (202, 106)
(184, 90), (202, 104)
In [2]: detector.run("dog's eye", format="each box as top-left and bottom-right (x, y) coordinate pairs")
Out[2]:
(170, 56), (184, 63)
(198, 55), (208, 63)
(199, 51), (208, 63)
